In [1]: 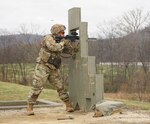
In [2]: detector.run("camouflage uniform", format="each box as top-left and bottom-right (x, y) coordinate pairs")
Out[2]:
(27, 25), (69, 104)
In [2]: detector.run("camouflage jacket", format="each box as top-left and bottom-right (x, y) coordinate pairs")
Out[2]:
(36, 34), (64, 69)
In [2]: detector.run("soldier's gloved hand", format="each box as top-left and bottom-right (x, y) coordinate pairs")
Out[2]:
(61, 39), (70, 46)
(59, 41), (65, 48)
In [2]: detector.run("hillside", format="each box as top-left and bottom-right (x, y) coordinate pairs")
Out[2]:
(0, 81), (60, 102)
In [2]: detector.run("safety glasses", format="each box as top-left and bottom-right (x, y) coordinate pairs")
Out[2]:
(60, 31), (65, 35)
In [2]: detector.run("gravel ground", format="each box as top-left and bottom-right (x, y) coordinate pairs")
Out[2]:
(0, 106), (150, 124)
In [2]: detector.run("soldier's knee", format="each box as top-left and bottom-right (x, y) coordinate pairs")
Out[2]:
(32, 79), (43, 89)
(31, 79), (43, 96)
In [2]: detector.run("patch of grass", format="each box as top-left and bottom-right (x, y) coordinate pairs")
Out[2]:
(122, 99), (150, 110)
(0, 81), (60, 102)
(105, 97), (150, 110)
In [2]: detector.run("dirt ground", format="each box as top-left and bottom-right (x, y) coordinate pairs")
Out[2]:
(0, 105), (150, 124)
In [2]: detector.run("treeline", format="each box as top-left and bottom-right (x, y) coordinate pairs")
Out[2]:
(0, 30), (149, 92)
(0, 34), (42, 63)
(89, 29), (150, 63)
(89, 28), (150, 98)
(0, 34), (42, 85)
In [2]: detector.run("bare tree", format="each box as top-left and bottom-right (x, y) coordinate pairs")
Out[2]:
(97, 20), (121, 39)
(96, 8), (150, 93)
(116, 8), (150, 35)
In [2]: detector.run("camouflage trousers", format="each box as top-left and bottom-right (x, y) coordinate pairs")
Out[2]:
(27, 63), (69, 104)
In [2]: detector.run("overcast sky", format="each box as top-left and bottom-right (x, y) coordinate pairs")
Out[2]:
(0, 0), (150, 37)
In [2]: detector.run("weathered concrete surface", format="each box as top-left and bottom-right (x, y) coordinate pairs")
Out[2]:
(68, 7), (103, 112)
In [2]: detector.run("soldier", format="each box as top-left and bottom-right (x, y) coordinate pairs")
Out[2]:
(27, 24), (74, 115)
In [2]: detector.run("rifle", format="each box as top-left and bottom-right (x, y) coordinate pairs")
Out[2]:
(55, 30), (79, 43)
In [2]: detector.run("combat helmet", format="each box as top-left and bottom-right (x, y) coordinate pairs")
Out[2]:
(51, 24), (66, 35)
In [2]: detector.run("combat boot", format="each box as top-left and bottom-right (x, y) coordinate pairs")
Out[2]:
(27, 103), (34, 115)
(65, 101), (74, 112)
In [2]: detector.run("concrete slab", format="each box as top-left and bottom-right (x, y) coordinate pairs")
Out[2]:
(0, 99), (63, 110)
